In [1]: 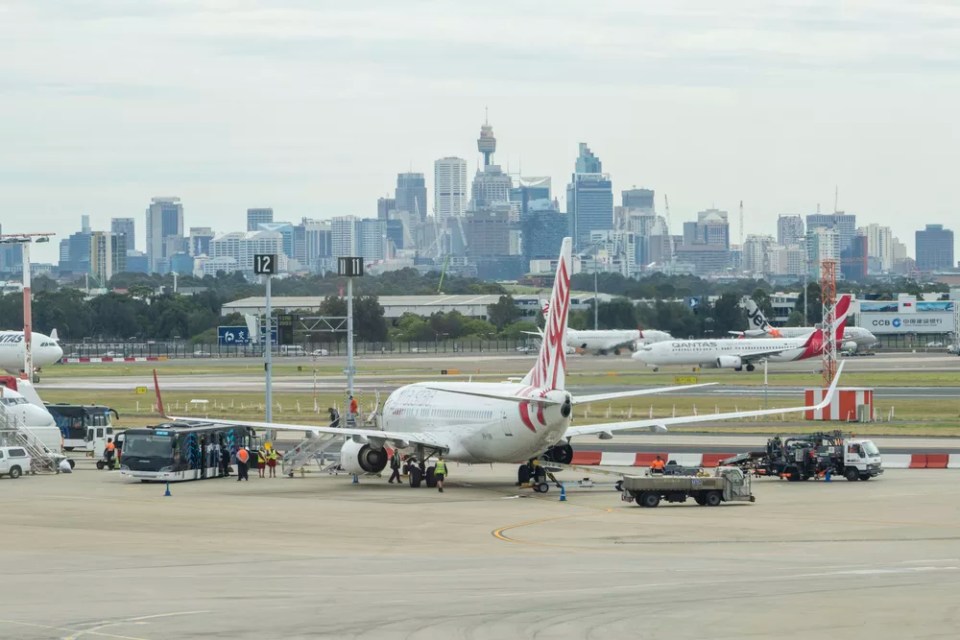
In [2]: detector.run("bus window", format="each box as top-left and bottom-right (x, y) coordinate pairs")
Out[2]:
(96, 428), (104, 438)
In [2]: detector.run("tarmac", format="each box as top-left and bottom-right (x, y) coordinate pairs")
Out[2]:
(2, 463), (959, 639)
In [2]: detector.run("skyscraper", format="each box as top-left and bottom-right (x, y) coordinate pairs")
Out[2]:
(622, 188), (655, 211)
(330, 216), (386, 262)
(434, 157), (468, 220)
(257, 222), (295, 258)
(915, 224), (954, 271)
(377, 197), (396, 221)
(111, 218), (135, 252)
(145, 197), (184, 273)
(246, 208), (274, 232)
(860, 223), (894, 272)
(395, 173), (428, 221)
(511, 177), (552, 218)
(189, 227), (214, 257)
(90, 232), (127, 284)
(806, 212), (856, 252)
(567, 143), (613, 252)
(777, 215), (804, 246)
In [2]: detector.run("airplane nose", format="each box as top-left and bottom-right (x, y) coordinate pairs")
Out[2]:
(54, 344), (64, 362)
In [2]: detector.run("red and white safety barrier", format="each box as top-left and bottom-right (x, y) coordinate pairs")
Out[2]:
(804, 387), (875, 421)
(571, 451), (960, 469)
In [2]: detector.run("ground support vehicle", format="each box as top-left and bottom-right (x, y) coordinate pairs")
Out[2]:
(722, 430), (883, 482)
(621, 467), (755, 508)
(0, 446), (31, 478)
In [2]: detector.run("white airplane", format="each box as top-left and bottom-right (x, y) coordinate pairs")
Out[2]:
(538, 301), (672, 355)
(741, 298), (878, 354)
(0, 329), (63, 378)
(633, 295), (852, 372)
(175, 238), (844, 479)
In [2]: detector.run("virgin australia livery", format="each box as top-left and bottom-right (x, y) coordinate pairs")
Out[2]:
(173, 238), (842, 478)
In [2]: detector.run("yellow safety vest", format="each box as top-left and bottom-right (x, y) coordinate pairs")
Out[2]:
(435, 460), (447, 475)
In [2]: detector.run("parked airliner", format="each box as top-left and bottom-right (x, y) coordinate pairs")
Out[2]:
(0, 330), (63, 377)
(632, 296), (851, 372)
(537, 301), (672, 354)
(741, 298), (878, 353)
(174, 238), (842, 478)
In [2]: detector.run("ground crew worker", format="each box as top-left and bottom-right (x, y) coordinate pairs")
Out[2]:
(650, 455), (665, 473)
(267, 449), (279, 478)
(104, 438), (116, 470)
(220, 442), (231, 476)
(236, 447), (250, 481)
(256, 449), (266, 478)
(328, 407), (340, 428)
(388, 449), (402, 484)
(349, 395), (359, 422)
(434, 454), (448, 493)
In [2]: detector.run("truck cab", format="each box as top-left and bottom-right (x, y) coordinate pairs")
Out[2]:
(843, 439), (883, 481)
(85, 425), (115, 459)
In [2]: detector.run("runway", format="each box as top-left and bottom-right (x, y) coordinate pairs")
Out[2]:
(2, 466), (958, 639)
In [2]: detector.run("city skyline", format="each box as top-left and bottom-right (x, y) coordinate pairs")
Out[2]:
(3, 1), (959, 264)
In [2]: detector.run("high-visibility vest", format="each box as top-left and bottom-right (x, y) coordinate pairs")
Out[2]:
(435, 460), (447, 475)
(268, 451), (278, 462)
(236, 449), (249, 463)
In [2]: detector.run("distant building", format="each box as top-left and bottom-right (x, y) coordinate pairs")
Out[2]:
(59, 218), (93, 276)
(395, 173), (428, 221)
(841, 233), (868, 281)
(522, 202), (567, 264)
(257, 222), (295, 258)
(189, 227), (214, 257)
(246, 208), (273, 232)
(770, 244), (806, 277)
(464, 207), (512, 258)
(915, 224), (954, 272)
(111, 217), (136, 252)
(777, 215), (804, 246)
(377, 197), (396, 221)
(621, 188), (655, 211)
(89, 232), (127, 285)
(0, 224), (22, 274)
(567, 143), (613, 252)
(805, 227), (841, 278)
(146, 197), (184, 273)
(299, 218), (332, 273)
(434, 157), (468, 220)
(211, 231), (286, 274)
(743, 234), (776, 276)
(330, 216), (385, 262)
(859, 223), (894, 273)
(511, 177), (552, 219)
(806, 212), (857, 252)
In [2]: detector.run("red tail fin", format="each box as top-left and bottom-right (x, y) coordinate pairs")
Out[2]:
(152, 369), (167, 418)
(833, 294), (851, 343)
(523, 238), (571, 390)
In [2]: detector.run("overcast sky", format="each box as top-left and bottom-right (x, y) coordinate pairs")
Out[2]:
(2, 0), (959, 264)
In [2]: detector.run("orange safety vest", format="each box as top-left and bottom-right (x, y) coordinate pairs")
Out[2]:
(651, 459), (665, 470)
(236, 449), (250, 464)
(106, 442), (116, 452)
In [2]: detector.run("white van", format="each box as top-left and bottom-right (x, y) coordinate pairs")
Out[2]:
(280, 345), (307, 357)
(0, 446), (31, 479)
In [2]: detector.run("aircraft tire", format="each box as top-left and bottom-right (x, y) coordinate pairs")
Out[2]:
(409, 467), (423, 488)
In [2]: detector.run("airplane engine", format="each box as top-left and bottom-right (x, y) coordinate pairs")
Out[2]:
(340, 440), (389, 475)
(842, 340), (858, 353)
(715, 355), (743, 370)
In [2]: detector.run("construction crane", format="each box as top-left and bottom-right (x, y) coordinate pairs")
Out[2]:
(437, 254), (450, 294)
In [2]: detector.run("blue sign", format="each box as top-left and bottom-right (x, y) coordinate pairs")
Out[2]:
(218, 326), (251, 345)
(892, 318), (902, 328)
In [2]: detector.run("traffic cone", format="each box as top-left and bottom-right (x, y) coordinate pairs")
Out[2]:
(559, 484), (567, 502)
(352, 474), (359, 484)
(164, 482), (171, 497)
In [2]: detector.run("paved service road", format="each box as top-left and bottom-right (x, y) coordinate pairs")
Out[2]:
(1, 467), (958, 639)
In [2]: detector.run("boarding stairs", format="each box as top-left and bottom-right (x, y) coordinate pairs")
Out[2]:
(281, 432), (345, 477)
(0, 403), (61, 474)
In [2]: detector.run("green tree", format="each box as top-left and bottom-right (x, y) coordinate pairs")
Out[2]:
(711, 292), (746, 335)
(487, 295), (520, 330)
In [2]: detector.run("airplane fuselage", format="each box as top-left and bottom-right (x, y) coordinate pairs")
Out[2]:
(381, 381), (571, 463)
(633, 337), (815, 368)
(0, 331), (63, 374)
(566, 328), (671, 353)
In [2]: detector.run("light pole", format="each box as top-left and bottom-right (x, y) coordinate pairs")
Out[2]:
(0, 232), (55, 381)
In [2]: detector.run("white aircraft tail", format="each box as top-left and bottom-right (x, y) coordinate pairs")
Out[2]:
(523, 238), (571, 391)
(50, 328), (59, 342)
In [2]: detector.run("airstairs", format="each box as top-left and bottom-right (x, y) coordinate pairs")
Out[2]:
(280, 432), (345, 477)
(0, 402), (62, 474)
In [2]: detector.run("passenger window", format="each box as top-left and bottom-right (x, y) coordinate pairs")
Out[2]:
(97, 428), (104, 438)
(0, 451), (4, 459)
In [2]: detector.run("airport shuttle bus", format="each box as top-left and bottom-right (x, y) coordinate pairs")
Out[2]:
(45, 404), (119, 452)
(120, 422), (257, 482)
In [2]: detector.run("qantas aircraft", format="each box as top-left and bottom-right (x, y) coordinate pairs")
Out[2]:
(175, 238), (842, 478)
(741, 297), (878, 354)
(632, 295), (852, 372)
(0, 330), (63, 378)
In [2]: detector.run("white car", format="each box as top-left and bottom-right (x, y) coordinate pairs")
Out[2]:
(0, 446), (31, 479)
(312, 349), (330, 357)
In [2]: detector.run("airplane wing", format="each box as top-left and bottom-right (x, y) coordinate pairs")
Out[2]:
(572, 383), (716, 405)
(167, 416), (449, 451)
(737, 346), (801, 364)
(564, 362), (844, 438)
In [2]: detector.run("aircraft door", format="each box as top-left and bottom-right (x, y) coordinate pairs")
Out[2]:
(501, 408), (513, 437)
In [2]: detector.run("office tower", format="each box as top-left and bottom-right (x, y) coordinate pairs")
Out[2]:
(860, 223), (894, 273)
(111, 218), (136, 252)
(81, 215), (91, 234)
(915, 224), (954, 271)
(522, 202), (568, 263)
(777, 215), (804, 246)
(511, 177), (552, 218)
(806, 212), (857, 252)
(300, 219), (332, 273)
(395, 173), (428, 221)
(246, 208), (274, 232)
(622, 188), (655, 212)
(211, 231), (285, 273)
(189, 227), (214, 257)
(743, 235), (776, 276)
(257, 222), (295, 258)
(89, 232), (127, 284)
(145, 197), (184, 273)
(330, 216), (385, 261)
(434, 157), (468, 220)
(566, 143), (613, 251)
(805, 227), (841, 278)
(841, 233), (868, 281)
(464, 208), (511, 257)
(377, 197), (396, 221)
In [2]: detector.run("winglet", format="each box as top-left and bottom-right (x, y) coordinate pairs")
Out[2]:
(152, 368), (167, 418)
(814, 361), (845, 410)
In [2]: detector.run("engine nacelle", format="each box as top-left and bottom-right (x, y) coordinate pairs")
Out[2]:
(340, 440), (388, 475)
(715, 355), (743, 369)
(842, 340), (858, 353)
